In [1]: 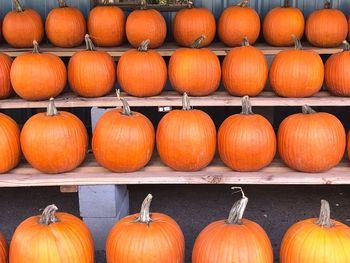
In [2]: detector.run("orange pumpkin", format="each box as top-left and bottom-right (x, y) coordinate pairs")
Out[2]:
(0, 231), (7, 263)
(2, 0), (44, 48)
(10, 41), (67, 101)
(280, 200), (350, 263)
(68, 34), (115, 97)
(269, 36), (324, 97)
(117, 39), (167, 97)
(169, 36), (221, 96)
(106, 194), (185, 263)
(173, 6), (216, 47)
(92, 93), (155, 172)
(278, 105), (346, 173)
(156, 93), (216, 171)
(222, 37), (268, 96)
(306, 1), (348, 48)
(21, 98), (88, 173)
(218, 0), (260, 46)
(10, 204), (94, 263)
(88, 1), (125, 47)
(263, 0), (304, 46)
(46, 0), (86, 48)
(193, 188), (273, 263)
(0, 53), (13, 99)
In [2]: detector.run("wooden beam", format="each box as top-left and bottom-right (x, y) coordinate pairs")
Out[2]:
(60, 185), (78, 193)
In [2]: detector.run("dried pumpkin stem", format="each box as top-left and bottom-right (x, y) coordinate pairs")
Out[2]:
(237, 0), (249, 7)
(58, 0), (67, 8)
(191, 35), (206, 49)
(342, 40), (350, 52)
(140, 0), (147, 10)
(46, 98), (59, 116)
(13, 0), (23, 12)
(116, 90), (133, 116)
(324, 0), (331, 9)
(315, 200), (334, 228)
(32, 40), (40, 53)
(182, 92), (191, 110)
(135, 194), (153, 224)
(103, 0), (109, 5)
(138, 39), (150, 52)
(292, 35), (303, 50)
(226, 187), (248, 224)
(85, 34), (96, 51)
(241, 37), (250, 47)
(39, 204), (59, 225)
(187, 0), (194, 8)
(302, 105), (316, 114)
(241, 96), (254, 115)
(283, 0), (289, 8)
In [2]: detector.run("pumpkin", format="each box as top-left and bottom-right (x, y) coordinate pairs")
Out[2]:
(269, 36), (324, 97)
(278, 105), (346, 173)
(168, 36), (221, 96)
(173, 5), (216, 47)
(222, 37), (268, 96)
(92, 92), (155, 172)
(0, 231), (7, 263)
(218, 0), (260, 47)
(218, 96), (276, 171)
(10, 41), (67, 101)
(306, 1), (348, 48)
(193, 188), (273, 263)
(280, 200), (350, 263)
(263, 0), (304, 46)
(46, 0), (86, 48)
(10, 204), (94, 263)
(21, 98), (88, 173)
(117, 39), (167, 97)
(106, 194), (185, 263)
(68, 34), (115, 97)
(156, 93), (216, 171)
(88, 0), (125, 47)
(0, 53), (13, 99)
(2, 0), (44, 48)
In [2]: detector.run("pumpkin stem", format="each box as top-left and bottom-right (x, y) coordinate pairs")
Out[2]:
(324, 0), (331, 9)
(140, 0), (147, 9)
(116, 90), (132, 116)
(292, 35), (303, 50)
(237, 0), (249, 7)
(241, 37), (250, 47)
(46, 98), (59, 116)
(32, 40), (40, 53)
(187, 0), (194, 8)
(58, 0), (67, 7)
(241, 96), (254, 115)
(12, 0), (23, 12)
(283, 0), (289, 8)
(342, 40), (350, 52)
(182, 93), (192, 111)
(134, 194), (153, 224)
(103, 0), (109, 5)
(138, 39), (150, 52)
(302, 105), (316, 114)
(191, 35), (206, 49)
(226, 187), (248, 225)
(85, 34), (96, 51)
(316, 200), (334, 228)
(39, 204), (59, 225)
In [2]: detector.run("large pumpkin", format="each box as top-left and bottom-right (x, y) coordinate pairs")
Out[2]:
(0, 53), (13, 99)
(68, 34), (115, 97)
(46, 0), (86, 48)
(88, 1), (125, 47)
(2, 0), (44, 48)
(21, 98), (88, 173)
(10, 204), (94, 263)
(306, 1), (348, 48)
(106, 194), (185, 263)
(0, 231), (7, 263)
(278, 105), (346, 173)
(173, 6), (216, 47)
(222, 37), (268, 96)
(92, 93), (155, 172)
(263, 0), (304, 46)
(218, 0), (260, 47)
(169, 36), (221, 96)
(10, 41), (67, 101)
(280, 200), (350, 263)
(193, 188), (273, 263)
(156, 93), (216, 171)
(269, 36), (324, 97)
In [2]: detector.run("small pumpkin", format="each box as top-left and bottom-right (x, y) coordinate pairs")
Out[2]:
(0, 53), (13, 99)
(269, 36), (324, 98)
(88, 0), (125, 47)
(218, 0), (260, 47)
(10, 204), (94, 263)
(156, 93), (216, 171)
(68, 34), (116, 97)
(0, 231), (7, 263)
(21, 98), (88, 173)
(10, 41), (67, 101)
(2, 0), (44, 48)
(46, 0), (86, 48)
(280, 200), (350, 263)
(263, 0), (305, 46)
(306, 1), (348, 48)
(106, 194), (185, 263)
(278, 105), (346, 173)
(169, 36), (221, 96)
(222, 37), (268, 96)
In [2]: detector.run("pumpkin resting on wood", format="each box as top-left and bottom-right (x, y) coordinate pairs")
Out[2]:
(0, 53), (13, 99)
(0, 231), (7, 263)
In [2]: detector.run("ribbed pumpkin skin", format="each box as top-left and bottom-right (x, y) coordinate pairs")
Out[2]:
(218, 6), (260, 47)
(278, 112), (346, 173)
(106, 212), (185, 263)
(9, 212), (94, 263)
(2, 9), (43, 48)
(173, 8), (216, 47)
(126, 9), (166, 48)
(88, 6), (125, 47)
(269, 50), (324, 97)
(0, 53), (13, 99)
(222, 45), (268, 96)
(92, 109), (155, 172)
(117, 49), (167, 97)
(0, 113), (21, 174)
(68, 50), (116, 97)
(0, 231), (7, 263)
(280, 218), (350, 263)
(169, 48), (221, 96)
(11, 53), (67, 101)
(21, 111), (88, 173)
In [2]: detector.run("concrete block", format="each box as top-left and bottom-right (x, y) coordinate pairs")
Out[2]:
(91, 107), (117, 132)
